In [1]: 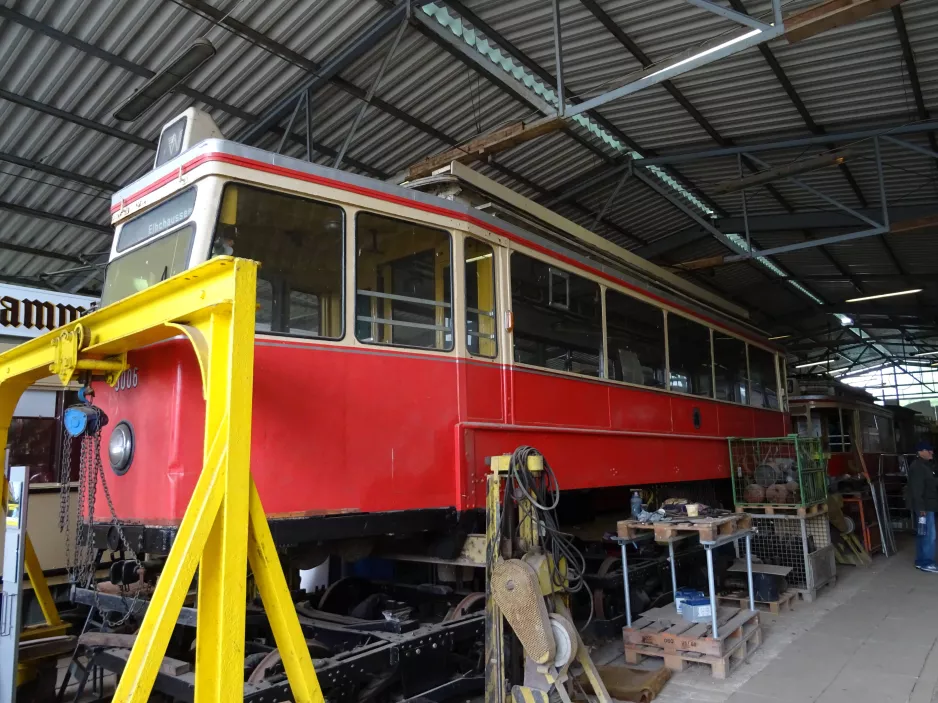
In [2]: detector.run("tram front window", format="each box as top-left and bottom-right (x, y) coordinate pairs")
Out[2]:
(213, 184), (344, 339)
(101, 225), (194, 306)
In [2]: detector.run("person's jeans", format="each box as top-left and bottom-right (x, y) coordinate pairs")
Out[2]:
(916, 511), (936, 567)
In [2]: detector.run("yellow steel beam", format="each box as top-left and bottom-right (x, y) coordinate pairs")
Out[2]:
(22, 534), (64, 629)
(0, 257), (323, 703)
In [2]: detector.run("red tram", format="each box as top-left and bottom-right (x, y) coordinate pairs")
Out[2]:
(91, 109), (788, 553)
(789, 378), (896, 476)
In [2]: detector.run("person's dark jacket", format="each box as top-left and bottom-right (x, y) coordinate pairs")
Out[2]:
(908, 457), (938, 514)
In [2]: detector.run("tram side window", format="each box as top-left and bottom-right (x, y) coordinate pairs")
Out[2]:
(465, 237), (497, 358)
(214, 184), (344, 339)
(605, 290), (665, 387)
(355, 212), (453, 351)
(667, 315), (713, 397)
(749, 345), (779, 409)
(713, 332), (748, 404)
(511, 253), (602, 377)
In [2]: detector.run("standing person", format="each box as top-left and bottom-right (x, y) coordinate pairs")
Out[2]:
(909, 441), (937, 572)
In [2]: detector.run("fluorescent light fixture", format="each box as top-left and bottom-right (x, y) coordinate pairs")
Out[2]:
(794, 360), (830, 369)
(844, 288), (922, 303)
(115, 38), (216, 121)
(838, 315), (853, 326)
(913, 351), (938, 357)
(646, 29), (762, 81)
(465, 253), (493, 263)
(768, 334), (790, 341)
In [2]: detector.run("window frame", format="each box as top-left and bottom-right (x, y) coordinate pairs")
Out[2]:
(353, 210), (455, 353)
(508, 249), (604, 378)
(102, 222), (197, 307)
(464, 235), (498, 359)
(505, 244), (783, 409)
(210, 181), (347, 342)
(712, 329), (751, 405)
(664, 310), (716, 399)
(603, 285), (667, 390)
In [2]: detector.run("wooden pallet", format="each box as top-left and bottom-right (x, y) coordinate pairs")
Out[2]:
(623, 605), (761, 679)
(718, 589), (796, 615)
(793, 576), (836, 603)
(617, 513), (752, 543)
(735, 502), (828, 517)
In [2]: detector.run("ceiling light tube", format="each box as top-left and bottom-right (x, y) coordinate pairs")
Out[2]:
(114, 38), (216, 122)
(768, 334), (790, 341)
(844, 288), (922, 303)
(913, 350), (938, 357)
(794, 360), (830, 369)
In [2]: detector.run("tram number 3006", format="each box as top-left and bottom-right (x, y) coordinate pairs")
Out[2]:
(114, 368), (139, 392)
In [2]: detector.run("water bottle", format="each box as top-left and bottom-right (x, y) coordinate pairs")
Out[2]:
(631, 491), (642, 518)
(919, 513), (928, 537)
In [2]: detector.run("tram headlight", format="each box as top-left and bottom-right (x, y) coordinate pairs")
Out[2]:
(108, 421), (135, 475)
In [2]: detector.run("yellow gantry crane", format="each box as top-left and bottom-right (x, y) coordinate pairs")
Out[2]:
(0, 257), (324, 703)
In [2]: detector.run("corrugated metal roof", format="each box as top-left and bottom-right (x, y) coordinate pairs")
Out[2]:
(0, 0), (936, 373)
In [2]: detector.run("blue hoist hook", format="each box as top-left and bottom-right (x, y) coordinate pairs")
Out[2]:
(64, 385), (108, 438)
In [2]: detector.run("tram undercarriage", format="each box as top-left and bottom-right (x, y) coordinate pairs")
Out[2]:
(60, 477), (726, 703)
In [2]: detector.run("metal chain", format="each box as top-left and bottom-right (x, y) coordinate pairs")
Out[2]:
(58, 400), (144, 628)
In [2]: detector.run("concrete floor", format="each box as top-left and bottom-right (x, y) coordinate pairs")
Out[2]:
(596, 537), (938, 703)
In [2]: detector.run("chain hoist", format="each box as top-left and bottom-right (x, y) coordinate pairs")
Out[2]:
(59, 381), (143, 627)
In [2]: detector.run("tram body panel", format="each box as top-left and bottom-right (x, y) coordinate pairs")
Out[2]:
(91, 130), (789, 544)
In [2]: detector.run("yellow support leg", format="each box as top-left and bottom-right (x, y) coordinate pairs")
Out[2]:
(0, 258), (323, 703)
(194, 299), (254, 703)
(247, 478), (323, 703)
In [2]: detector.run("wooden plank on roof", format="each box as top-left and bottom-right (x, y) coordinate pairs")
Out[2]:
(785, 0), (908, 43)
(406, 116), (566, 180)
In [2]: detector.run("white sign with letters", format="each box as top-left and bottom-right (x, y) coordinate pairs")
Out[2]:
(0, 284), (98, 339)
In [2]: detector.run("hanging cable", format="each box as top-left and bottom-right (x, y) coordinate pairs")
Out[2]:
(499, 446), (590, 619)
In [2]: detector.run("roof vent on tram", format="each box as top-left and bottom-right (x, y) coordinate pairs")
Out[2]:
(153, 108), (224, 170)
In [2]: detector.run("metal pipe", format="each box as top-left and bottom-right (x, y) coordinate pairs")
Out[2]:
(552, 0), (564, 116)
(636, 120), (938, 165)
(705, 546), (718, 637)
(874, 137), (890, 230)
(276, 95), (303, 155)
(592, 166), (631, 229)
(621, 542), (632, 628)
(334, 17), (408, 169)
(564, 25), (782, 118)
(739, 153), (751, 257)
(745, 534), (755, 612)
(745, 152), (883, 228)
(668, 542), (678, 599)
(305, 89), (313, 162)
(685, 0), (772, 32)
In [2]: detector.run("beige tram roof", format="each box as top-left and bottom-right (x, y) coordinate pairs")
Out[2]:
(407, 161), (748, 321)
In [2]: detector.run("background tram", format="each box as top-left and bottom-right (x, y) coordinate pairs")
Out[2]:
(91, 109), (788, 556)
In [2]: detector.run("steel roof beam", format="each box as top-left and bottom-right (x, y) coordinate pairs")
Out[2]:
(0, 200), (110, 235)
(725, 0), (868, 208)
(229, 1), (411, 145)
(573, 0), (863, 298)
(0, 89), (155, 149)
(563, 1), (784, 118)
(0, 150), (119, 191)
(0, 6), (254, 122)
(0, 238), (84, 264)
(0, 7), (384, 174)
(639, 120), (938, 165)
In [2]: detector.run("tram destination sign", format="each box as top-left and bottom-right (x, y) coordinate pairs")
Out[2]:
(0, 284), (97, 339)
